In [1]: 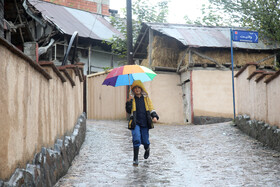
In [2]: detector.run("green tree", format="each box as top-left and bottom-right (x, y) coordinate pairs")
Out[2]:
(106, 0), (169, 61)
(183, 15), (194, 25)
(208, 0), (280, 42)
(184, 4), (234, 26)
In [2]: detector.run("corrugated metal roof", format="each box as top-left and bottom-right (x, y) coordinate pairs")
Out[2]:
(145, 23), (280, 50)
(28, 0), (123, 41)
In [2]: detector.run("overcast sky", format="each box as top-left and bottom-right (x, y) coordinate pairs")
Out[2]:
(110, 0), (209, 24)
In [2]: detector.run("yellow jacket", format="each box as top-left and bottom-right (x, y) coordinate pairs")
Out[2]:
(126, 80), (159, 129)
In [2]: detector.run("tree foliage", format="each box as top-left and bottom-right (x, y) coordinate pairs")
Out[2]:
(184, 4), (235, 26)
(107, 0), (169, 60)
(208, 0), (280, 42)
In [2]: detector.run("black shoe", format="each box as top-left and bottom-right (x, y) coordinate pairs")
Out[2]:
(144, 147), (150, 159)
(133, 147), (139, 166)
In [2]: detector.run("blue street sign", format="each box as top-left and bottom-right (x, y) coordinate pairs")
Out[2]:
(232, 30), (258, 43)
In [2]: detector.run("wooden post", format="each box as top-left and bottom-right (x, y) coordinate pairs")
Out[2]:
(177, 47), (190, 72)
(88, 45), (91, 75)
(148, 28), (154, 68)
(111, 51), (114, 68)
(84, 76), (87, 116)
(0, 0), (3, 38)
(274, 53), (277, 67)
(54, 43), (57, 61)
(189, 48), (192, 65)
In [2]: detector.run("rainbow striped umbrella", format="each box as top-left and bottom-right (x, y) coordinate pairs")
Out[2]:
(102, 65), (157, 87)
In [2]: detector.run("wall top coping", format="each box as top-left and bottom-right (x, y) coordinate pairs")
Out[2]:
(59, 64), (78, 74)
(77, 69), (84, 82)
(63, 64), (78, 69)
(264, 70), (280, 84)
(61, 64), (84, 82)
(255, 72), (275, 83)
(87, 70), (111, 78)
(247, 70), (265, 80)
(234, 62), (258, 78)
(39, 61), (67, 83)
(58, 67), (76, 87)
(0, 37), (52, 80)
(75, 62), (85, 68)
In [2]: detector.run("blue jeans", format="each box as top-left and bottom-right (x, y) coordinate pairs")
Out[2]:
(131, 124), (150, 149)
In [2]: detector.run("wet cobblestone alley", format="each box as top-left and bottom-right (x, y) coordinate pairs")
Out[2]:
(55, 120), (280, 186)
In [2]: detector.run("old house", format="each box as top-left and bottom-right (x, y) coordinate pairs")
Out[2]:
(3, 0), (124, 74)
(0, 0), (3, 38)
(133, 23), (280, 124)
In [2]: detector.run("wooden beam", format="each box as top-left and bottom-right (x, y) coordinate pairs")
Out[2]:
(14, 0), (24, 44)
(134, 53), (147, 55)
(88, 45), (91, 75)
(153, 66), (177, 72)
(178, 49), (193, 72)
(148, 28), (154, 68)
(133, 27), (148, 58)
(255, 54), (276, 64)
(274, 54), (277, 67)
(192, 50), (222, 68)
(189, 49), (192, 65)
(178, 65), (188, 73)
(177, 47), (190, 72)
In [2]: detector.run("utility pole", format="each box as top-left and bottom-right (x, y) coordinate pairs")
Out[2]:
(126, 0), (133, 65)
(126, 0), (133, 106)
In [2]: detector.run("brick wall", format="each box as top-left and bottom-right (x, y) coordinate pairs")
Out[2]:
(102, 3), (109, 15)
(42, 0), (110, 16)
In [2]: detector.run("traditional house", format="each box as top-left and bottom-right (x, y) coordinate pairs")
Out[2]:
(3, 0), (124, 74)
(133, 23), (280, 124)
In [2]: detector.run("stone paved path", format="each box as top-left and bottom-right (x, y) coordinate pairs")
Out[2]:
(55, 120), (280, 187)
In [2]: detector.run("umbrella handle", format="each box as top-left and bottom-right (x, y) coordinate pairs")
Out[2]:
(128, 74), (132, 96)
(127, 74), (132, 99)
(127, 85), (133, 100)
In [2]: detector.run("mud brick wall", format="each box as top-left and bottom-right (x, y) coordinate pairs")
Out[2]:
(0, 37), (84, 180)
(235, 63), (280, 127)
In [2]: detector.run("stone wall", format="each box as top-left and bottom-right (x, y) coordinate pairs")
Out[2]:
(193, 116), (232, 125)
(0, 113), (86, 187)
(235, 115), (280, 152)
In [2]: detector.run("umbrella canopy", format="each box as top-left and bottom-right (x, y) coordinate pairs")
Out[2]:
(102, 65), (157, 87)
